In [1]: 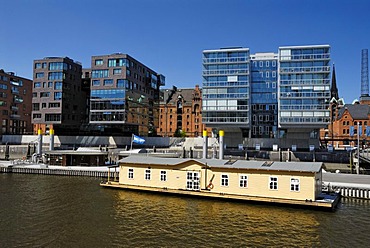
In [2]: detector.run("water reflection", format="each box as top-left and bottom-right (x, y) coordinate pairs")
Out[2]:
(1, 174), (370, 247)
(112, 190), (322, 247)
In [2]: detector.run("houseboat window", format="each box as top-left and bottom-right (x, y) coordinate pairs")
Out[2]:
(160, 171), (167, 181)
(221, 174), (229, 187)
(290, 178), (300, 192)
(128, 168), (134, 179)
(145, 169), (151, 180)
(269, 177), (278, 190)
(186, 172), (200, 190)
(239, 175), (248, 188)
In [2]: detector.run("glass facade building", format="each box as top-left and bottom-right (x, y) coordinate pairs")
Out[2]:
(89, 53), (165, 136)
(202, 45), (331, 144)
(278, 45), (331, 129)
(202, 48), (250, 136)
(250, 53), (278, 138)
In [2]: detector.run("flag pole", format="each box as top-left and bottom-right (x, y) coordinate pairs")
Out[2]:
(130, 133), (134, 151)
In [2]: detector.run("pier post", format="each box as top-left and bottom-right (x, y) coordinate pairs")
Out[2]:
(37, 129), (43, 157)
(202, 130), (208, 159)
(219, 130), (224, 160)
(49, 129), (55, 151)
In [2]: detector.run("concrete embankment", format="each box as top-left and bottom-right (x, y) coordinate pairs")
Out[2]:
(323, 173), (370, 200)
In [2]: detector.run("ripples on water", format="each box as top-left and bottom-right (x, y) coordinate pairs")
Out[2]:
(1, 174), (370, 247)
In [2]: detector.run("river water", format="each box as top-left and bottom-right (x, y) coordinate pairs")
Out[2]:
(1, 174), (370, 247)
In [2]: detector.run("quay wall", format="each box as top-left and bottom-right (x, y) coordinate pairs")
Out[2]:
(0, 166), (117, 179)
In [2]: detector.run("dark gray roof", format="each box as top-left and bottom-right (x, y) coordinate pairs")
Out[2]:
(337, 104), (370, 120)
(160, 88), (200, 105)
(118, 157), (322, 173)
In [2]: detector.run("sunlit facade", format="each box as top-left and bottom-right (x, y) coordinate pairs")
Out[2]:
(202, 45), (331, 147)
(0, 70), (32, 135)
(278, 45), (331, 129)
(90, 53), (165, 136)
(202, 48), (250, 137)
(32, 57), (86, 134)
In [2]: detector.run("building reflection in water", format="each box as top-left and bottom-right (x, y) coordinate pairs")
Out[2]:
(112, 190), (321, 247)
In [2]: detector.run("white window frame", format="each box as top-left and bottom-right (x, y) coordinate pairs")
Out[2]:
(269, 176), (278, 190)
(128, 168), (134, 179)
(160, 170), (167, 181)
(290, 178), (300, 192)
(221, 174), (229, 187)
(239, 175), (248, 188)
(145, 169), (151, 180)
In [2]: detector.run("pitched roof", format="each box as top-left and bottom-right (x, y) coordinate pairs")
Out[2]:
(160, 87), (200, 105)
(337, 104), (370, 120)
(118, 156), (322, 173)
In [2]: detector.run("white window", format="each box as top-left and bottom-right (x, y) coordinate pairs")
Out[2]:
(291, 178), (300, 192)
(266, 61), (269, 67)
(269, 177), (278, 190)
(160, 170), (167, 181)
(239, 175), (248, 188)
(272, 82), (276, 88)
(259, 61), (263, 67)
(128, 168), (134, 179)
(266, 71), (269, 78)
(221, 174), (229, 187)
(272, 60), (276, 67)
(145, 169), (151, 180)
(272, 71), (276, 78)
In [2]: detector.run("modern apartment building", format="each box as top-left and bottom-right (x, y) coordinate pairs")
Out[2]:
(157, 85), (211, 137)
(89, 53), (165, 136)
(278, 45), (331, 132)
(202, 48), (250, 139)
(250, 53), (278, 138)
(0, 70), (32, 135)
(202, 45), (331, 148)
(32, 57), (87, 134)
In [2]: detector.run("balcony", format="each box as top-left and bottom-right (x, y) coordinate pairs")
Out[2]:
(202, 69), (249, 76)
(280, 53), (330, 61)
(202, 57), (248, 64)
(279, 66), (330, 74)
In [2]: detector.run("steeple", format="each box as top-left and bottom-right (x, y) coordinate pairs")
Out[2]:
(331, 63), (339, 100)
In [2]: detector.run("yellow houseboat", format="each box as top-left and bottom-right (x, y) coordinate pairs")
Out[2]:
(100, 157), (340, 209)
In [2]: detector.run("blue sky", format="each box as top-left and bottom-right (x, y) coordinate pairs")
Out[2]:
(1, 0), (369, 103)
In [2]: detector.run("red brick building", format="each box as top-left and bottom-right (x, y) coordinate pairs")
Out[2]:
(321, 101), (370, 147)
(157, 85), (211, 137)
(0, 70), (32, 135)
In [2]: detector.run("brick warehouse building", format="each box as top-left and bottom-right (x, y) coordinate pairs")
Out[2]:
(0, 70), (32, 135)
(322, 102), (370, 148)
(157, 85), (211, 137)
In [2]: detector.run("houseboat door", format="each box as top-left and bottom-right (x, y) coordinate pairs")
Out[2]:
(186, 171), (200, 191)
